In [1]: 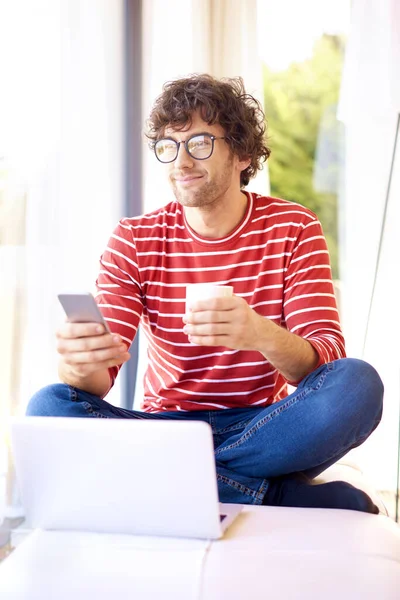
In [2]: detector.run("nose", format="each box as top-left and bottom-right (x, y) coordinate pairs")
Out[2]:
(174, 142), (194, 169)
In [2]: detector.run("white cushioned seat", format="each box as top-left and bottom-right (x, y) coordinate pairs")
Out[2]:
(0, 463), (398, 599)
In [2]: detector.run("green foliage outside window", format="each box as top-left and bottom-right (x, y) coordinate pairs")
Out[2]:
(263, 34), (346, 279)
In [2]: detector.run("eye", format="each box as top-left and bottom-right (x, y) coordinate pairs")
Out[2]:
(155, 139), (177, 158)
(159, 141), (175, 152)
(189, 135), (212, 151)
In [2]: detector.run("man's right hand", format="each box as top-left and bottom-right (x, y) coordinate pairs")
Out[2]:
(56, 323), (130, 395)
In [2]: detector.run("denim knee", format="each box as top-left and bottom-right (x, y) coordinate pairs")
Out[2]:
(26, 383), (71, 416)
(335, 358), (384, 425)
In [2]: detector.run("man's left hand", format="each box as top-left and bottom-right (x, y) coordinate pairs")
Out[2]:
(182, 295), (266, 351)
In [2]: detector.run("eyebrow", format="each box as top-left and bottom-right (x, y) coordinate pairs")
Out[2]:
(161, 130), (216, 141)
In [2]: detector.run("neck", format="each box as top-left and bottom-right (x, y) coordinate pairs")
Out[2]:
(184, 191), (248, 239)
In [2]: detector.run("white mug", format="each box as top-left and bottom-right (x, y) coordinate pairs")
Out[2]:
(185, 284), (233, 312)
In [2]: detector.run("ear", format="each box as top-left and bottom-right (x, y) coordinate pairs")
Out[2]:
(236, 156), (251, 174)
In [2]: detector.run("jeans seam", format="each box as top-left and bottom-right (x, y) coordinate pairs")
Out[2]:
(215, 365), (332, 456)
(68, 386), (78, 402)
(68, 385), (109, 418)
(209, 410), (216, 434)
(215, 419), (253, 435)
(89, 410), (109, 419)
(300, 361), (334, 392)
(217, 473), (267, 503)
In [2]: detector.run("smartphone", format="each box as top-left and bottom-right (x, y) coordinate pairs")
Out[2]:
(57, 292), (111, 333)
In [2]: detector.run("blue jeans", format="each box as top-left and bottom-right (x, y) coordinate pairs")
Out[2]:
(26, 358), (383, 505)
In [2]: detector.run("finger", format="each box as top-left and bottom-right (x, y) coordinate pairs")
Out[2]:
(68, 352), (131, 378)
(57, 333), (124, 354)
(184, 310), (232, 325)
(184, 322), (229, 336)
(188, 335), (229, 347)
(63, 345), (128, 365)
(57, 322), (108, 340)
(187, 296), (237, 313)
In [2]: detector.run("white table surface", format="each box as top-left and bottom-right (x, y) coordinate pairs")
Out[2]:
(1, 505), (400, 600)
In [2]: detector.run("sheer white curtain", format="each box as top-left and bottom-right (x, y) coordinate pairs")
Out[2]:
(0, 0), (125, 516)
(135, 0), (269, 405)
(338, 0), (400, 490)
(20, 0), (125, 407)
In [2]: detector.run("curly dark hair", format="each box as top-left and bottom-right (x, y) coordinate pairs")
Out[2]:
(145, 74), (271, 188)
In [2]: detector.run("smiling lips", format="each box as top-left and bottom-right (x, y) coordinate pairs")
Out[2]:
(174, 174), (204, 184)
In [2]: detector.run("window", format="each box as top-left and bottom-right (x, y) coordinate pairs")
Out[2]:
(258, 0), (350, 282)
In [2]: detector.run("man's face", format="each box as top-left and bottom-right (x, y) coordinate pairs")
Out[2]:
(161, 112), (244, 209)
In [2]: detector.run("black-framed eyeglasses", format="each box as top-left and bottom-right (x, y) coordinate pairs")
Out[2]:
(153, 133), (228, 163)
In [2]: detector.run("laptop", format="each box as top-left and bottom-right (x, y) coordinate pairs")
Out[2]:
(10, 417), (242, 540)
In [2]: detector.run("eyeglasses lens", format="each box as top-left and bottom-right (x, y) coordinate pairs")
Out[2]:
(187, 135), (213, 159)
(155, 140), (177, 162)
(155, 135), (214, 162)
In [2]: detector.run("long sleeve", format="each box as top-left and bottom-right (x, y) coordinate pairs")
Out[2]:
(282, 217), (346, 368)
(95, 220), (144, 385)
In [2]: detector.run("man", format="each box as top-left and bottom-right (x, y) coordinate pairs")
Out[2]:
(27, 74), (383, 512)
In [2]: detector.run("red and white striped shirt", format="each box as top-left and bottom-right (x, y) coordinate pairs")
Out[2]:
(95, 192), (345, 412)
